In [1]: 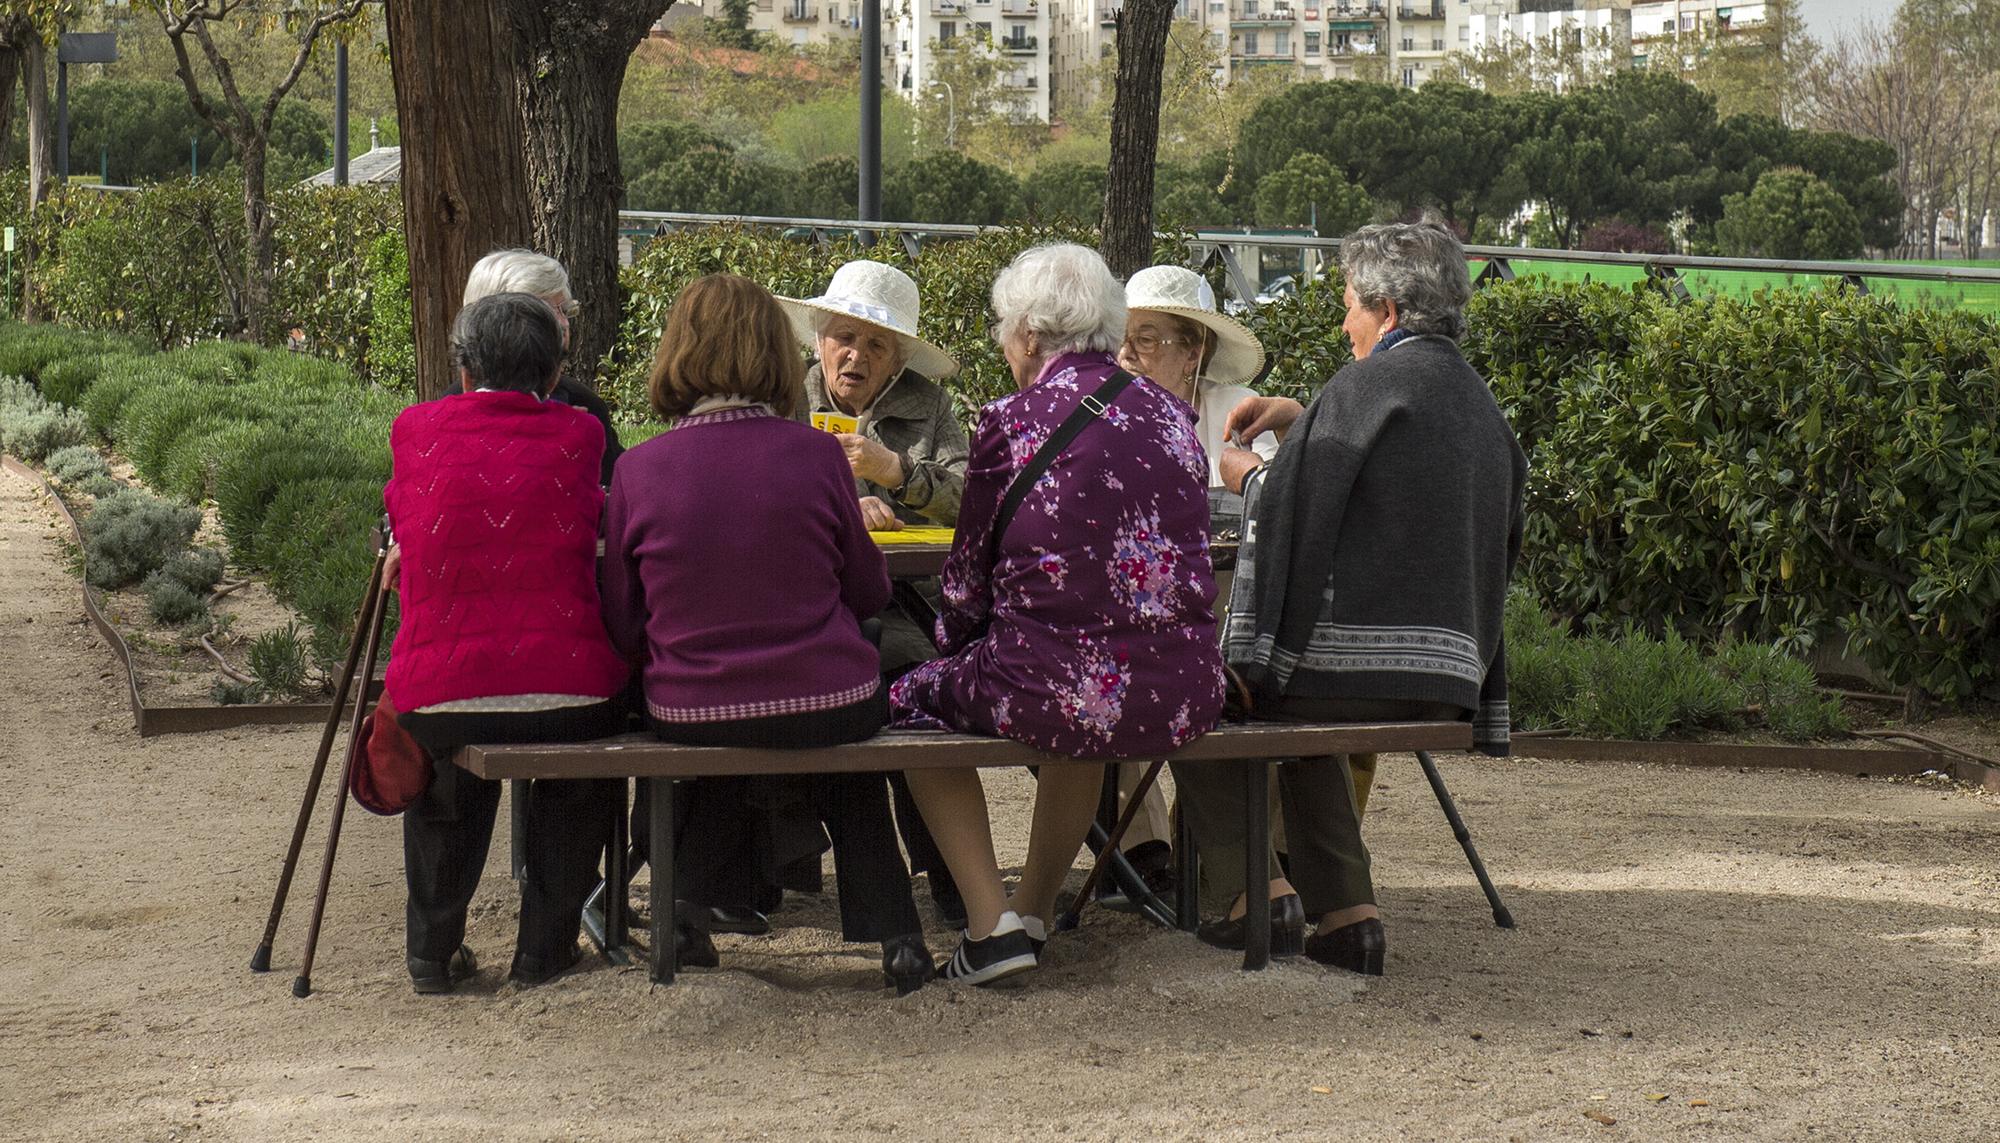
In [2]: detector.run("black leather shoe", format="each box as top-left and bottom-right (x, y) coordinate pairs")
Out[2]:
(674, 903), (721, 969)
(408, 945), (478, 995)
(707, 906), (772, 935)
(1305, 917), (1386, 976)
(881, 933), (935, 996)
(509, 943), (583, 987)
(1195, 894), (1306, 957)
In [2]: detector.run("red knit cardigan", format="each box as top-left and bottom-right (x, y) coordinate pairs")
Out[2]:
(383, 390), (630, 711)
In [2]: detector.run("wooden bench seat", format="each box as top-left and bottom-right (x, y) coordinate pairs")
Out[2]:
(454, 720), (1476, 985)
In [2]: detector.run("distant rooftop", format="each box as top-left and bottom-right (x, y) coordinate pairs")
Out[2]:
(303, 145), (402, 187)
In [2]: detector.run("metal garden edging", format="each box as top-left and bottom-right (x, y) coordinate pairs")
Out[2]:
(3, 455), (376, 737)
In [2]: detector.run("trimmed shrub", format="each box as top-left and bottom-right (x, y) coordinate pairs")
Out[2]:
(77, 473), (124, 498)
(45, 444), (111, 485)
(214, 429), (379, 566)
(154, 547), (225, 594)
(142, 574), (210, 626)
(79, 488), (200, 589)
(211, 678), (263, 705)
(157, 419), (266, 504)
(79, 361), (167, 437)
(114, 382), (244, 487)
(1717, 640), (1851, 742)
(38, 353), (112, 408)
(1, 405), (90, 462)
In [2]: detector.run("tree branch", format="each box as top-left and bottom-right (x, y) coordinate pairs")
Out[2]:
(260, 0), (370, 134)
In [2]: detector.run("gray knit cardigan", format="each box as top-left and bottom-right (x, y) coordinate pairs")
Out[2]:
(1221, 335), (1526, 755)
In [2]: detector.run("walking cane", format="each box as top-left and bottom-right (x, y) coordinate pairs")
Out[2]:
(249, 547), (386, 973)
(292, 558), (394, 998)
(1055, 759), (1167, 933)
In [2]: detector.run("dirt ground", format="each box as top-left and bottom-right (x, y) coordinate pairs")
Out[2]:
(3, 467), (1998, 1143)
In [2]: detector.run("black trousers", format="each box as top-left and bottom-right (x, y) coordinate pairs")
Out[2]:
(397, 701), (625, 964)
(640, 686), (923, 943)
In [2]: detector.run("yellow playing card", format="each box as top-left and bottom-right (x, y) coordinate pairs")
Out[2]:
(811, 411), (860, 434)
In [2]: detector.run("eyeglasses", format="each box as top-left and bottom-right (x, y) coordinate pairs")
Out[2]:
(1121, 332), (1194, 355)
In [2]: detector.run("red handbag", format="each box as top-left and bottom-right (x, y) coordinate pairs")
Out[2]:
(350, 693), (432, 815)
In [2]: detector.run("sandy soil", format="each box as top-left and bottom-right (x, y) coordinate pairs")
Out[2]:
(3, 466), (1998, 1143)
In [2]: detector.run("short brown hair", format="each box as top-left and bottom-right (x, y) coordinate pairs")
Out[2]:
(647, 274), (804, 419)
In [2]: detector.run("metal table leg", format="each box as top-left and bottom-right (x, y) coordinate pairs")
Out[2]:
(1242, 758), (1270, 971)
(649, 777), (679, 984)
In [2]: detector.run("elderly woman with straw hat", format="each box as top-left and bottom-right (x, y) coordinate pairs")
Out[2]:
(1117, 264), (1280, 489)
(777, 261), (972, 928)
(1076, 265), (1284, 910)
(778, 260), (967, 533)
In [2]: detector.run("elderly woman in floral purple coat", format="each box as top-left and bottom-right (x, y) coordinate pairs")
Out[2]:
(893, 244), (1226, 986)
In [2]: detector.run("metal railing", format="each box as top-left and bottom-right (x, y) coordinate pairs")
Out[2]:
(615, 209), (2000, 309)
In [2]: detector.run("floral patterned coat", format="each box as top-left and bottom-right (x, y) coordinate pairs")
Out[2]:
(890, 351), (1226, 759)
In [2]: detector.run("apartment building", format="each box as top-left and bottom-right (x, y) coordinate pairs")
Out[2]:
(1466, 0), (1635, 90)
(1177, 1), (1480, 90)
(676, 0), (868, 48)
(1629, 0), (1769, 68)
(893, 0), (1053, 122)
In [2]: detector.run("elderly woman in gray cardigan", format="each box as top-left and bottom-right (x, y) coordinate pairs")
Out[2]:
(1181, 222), (1527, 977)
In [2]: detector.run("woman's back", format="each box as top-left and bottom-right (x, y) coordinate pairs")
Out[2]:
(915, 351), (1226, 759)
(601, 408), (890, 724)
(383, 390), (627, 711)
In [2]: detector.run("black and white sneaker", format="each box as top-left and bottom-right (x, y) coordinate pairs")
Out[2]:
(1019, 914), (1048, 956)
(939, 911), (1038, 986)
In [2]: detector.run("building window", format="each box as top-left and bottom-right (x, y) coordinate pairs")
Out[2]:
(940, 21), (956, 41)
(1243, 29), (1258, 53)
(1401, 66), (1415, 86)
(1244, 0), (1258, 13)
(1305, 30), (1321, 54)
(1274, 29), (1289, 53)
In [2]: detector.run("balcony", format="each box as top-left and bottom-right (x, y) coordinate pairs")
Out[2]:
(1396, 3), (1442, 18)
(1234, 4), (1297, 23)
(931, 0), (968, 13)
(1001, 34), (1038, 52)
(781, 3), (819, 22)
(1000, 0), (1037, 14)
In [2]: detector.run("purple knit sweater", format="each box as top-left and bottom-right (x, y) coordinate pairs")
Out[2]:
(600, 407), (890, 723)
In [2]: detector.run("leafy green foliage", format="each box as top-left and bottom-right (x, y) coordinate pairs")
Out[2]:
(885, 152), (1023, 228)
(142, 573), (210, 626)
(247, 622), (314, 699)
(79, 488), (201, 590)
(1253, 153), (1374, 233)
(1716, 168), (1864, 260)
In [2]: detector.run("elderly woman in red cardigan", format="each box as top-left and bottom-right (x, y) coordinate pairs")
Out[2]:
(384, 291), (630, 995)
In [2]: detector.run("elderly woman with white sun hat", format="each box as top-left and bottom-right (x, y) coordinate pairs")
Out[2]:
(778, 260), (967, 533)
(776, 260), (973, 929)
(1117, 264), (1280, 488)
(1091, 264), (1283, 908)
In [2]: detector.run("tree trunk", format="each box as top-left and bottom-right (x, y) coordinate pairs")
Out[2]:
(239, 139), (274, 343)
(0, 45), (19, 168)
(385, 1), (536, 402)
(21, 35), (52, 320)
(1099, 0), (1175, 281)
(503, 0), (671, 390)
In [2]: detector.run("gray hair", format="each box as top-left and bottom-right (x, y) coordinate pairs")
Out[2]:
(1337, 223), (1473, 341)
(991, 243), (1126, 356)
(449, 293), (565, 394)
(464, 248), (577, 313)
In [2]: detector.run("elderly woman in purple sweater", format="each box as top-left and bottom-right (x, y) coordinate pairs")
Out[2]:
(600, 274), (933, 994)
(893, 244), (1227, 985)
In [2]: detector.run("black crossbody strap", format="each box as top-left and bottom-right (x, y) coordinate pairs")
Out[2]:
(988, 369), (1134, 562)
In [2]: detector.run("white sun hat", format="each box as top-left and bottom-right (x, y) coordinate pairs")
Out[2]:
(776, 260), (960, 380)
(1124, 265), (1267, 388)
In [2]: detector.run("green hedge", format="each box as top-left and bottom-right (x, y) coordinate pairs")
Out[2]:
(0, 321), (396, 674)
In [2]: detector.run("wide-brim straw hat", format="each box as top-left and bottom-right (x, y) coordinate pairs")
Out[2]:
(1124, 265), (1266, 388)
(776, 260), (960, 380)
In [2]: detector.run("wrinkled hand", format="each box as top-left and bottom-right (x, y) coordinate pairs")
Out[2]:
(380, 542), (402, 590)
(859, 496), (903, 531)
(1224, 395), (1305, 446)
(1218, 446), (1265, 496)
(837, 433), (904, 487)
